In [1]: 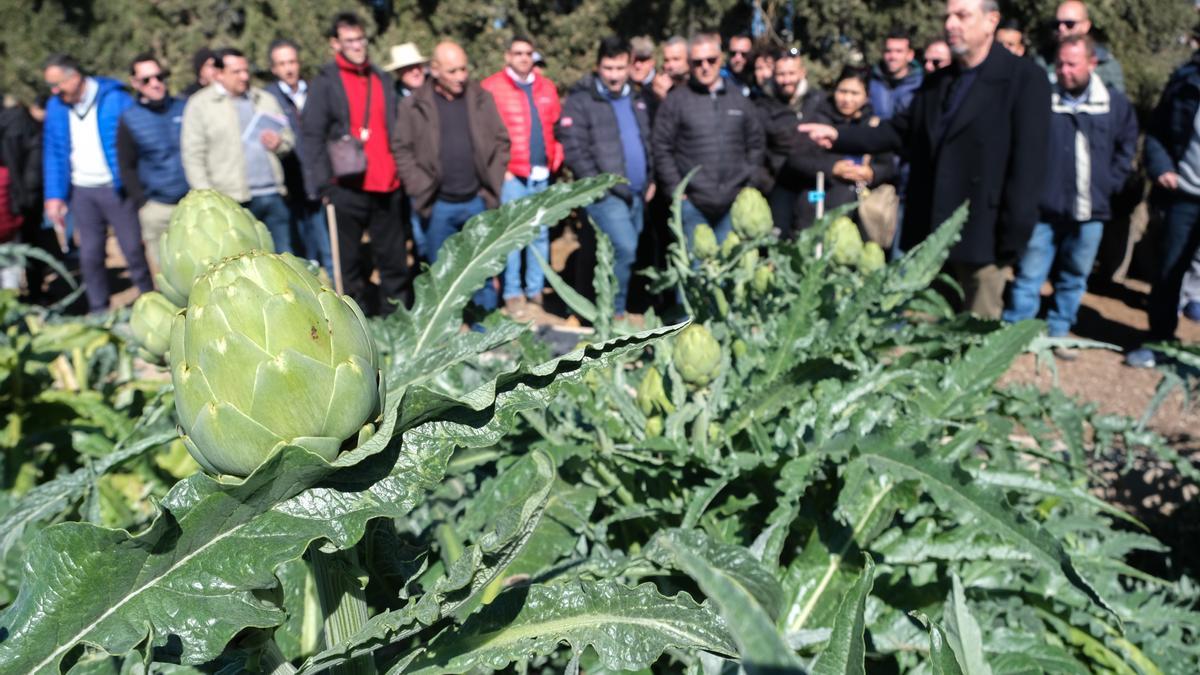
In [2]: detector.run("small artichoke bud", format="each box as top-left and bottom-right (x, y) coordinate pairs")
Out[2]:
(720, 231), (742, 258)
(858, 241), (886, 273)
(714, 287), (729, 317)
(673, 323), (722, 389)
(740, 249), (760, 275)
(636, 367), (675, 416)
(732, 339), (748, 359)
(824, 216), (863, 267)
(753, 265), (774, 294)
(693, 223), (720, 260)
(130, 291), (180, 360)
(645, 415), (664, 437)
(731, 188), (773, 239)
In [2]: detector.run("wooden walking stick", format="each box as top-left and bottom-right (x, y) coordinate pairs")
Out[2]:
(325, 201), (344, 295)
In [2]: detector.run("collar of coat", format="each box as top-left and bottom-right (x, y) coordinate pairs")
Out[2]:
(1051, 74), (1111, 115)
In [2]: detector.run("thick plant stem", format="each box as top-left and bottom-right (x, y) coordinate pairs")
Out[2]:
(309, 546), (375, 675)
(259, 638), (298, 675)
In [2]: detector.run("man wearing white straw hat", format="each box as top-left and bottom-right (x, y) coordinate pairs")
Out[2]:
(384, 42), (428, 100)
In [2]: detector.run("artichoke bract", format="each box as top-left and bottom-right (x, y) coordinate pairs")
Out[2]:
(171, 251), (382, 478)
(130, 291), (180, 359)
(673, 323), (722, 389)
(859, 241), (886, 273)
(731, 188), (772, 239)
(693, 223), (720, 260)
(156, 190), (275, 306)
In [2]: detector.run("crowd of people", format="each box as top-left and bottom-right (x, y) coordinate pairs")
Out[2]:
(0, 0), (1198, 367)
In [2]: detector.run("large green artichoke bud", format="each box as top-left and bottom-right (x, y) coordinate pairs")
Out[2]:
(170, 251), (382, 478)
(731, 188), (772, 239)
(824, 216), (863, 267)
(693, 223), (720, 260)
(636, 367), (675, 416)
(859, 241), (886, 274)
(130, 291), (180, 359)
(673, 323), (722, 389)
(156, 190), (275, 306)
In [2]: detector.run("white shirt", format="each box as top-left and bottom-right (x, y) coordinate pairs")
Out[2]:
(68, 78), (114, 188)
(278, 79), (308, 111)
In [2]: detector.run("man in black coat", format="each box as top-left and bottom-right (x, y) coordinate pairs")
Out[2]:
(800, 0), (1051, 318)
(559, 36), (654, 317)
(301, 11), (408, 315)
(652, 32), (765, 249)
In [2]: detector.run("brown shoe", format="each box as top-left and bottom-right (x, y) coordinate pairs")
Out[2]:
(505, 296), (527, 314)
(528, 292), (544, 307)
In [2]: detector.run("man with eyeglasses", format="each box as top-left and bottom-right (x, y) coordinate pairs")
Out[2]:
(116, 53), (188, 273)
(652, 32), (765, 249)
(302, 11), (409, 315)
(482, 35), (565, 315)
(42, 53), (153, 314)
(923, 40), (952, 73)
(1035, 1), (1124, 94)
(182, 48), (294, 254)
(800, 0), (1051, 319)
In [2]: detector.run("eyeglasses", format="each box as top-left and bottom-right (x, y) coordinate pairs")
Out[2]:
(1056, 19), (1079, 29)
(690, 56), (719, 67)
(924, 58), (948, 67)
(136, 73), (168, 86)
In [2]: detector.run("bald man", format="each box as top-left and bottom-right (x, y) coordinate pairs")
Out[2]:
(392, 40), (510, 311)
(1036, 1), (1124, 93)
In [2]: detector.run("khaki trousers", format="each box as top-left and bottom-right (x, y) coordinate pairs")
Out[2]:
(139, 200), (175, 273)
(947, 262), (1009, 319)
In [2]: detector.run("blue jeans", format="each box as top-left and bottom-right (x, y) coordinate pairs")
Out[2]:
(680, 200), (733, 251)
(291, 200), (332, 276)
(585, 195), (644, 315)
(246, 193), (293, 254)
(409, 197), (427, 261)
(1003, 219), (1103, 337)
(500, 176), (551, 300)
(424, 196), (496, 310)
(1148, 192), (1200, 340)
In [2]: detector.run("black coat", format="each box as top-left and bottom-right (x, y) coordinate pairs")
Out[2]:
(300, 61), (398, 197)
(265, 80), (315, 203)
(756, 84), (826, 195)
(557, 76), (653, 204)
(652, 78), (765, 217)
(834, 42), (1051, 265)
(0, 106), (42, 216)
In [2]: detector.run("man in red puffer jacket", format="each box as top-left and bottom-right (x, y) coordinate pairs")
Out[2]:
(481, 36), (564, 315)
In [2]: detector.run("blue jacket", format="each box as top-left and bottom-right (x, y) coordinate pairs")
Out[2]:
(868, 63), (923, 121)
(117, 96), (189, 205)
(1039, 77), (1138, 223)
(1145, 52), (1200, 180)
(43, 76), (133, 201)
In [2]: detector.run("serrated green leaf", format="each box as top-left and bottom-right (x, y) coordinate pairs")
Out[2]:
(910, 612), (965, 675)
(944, 575), (992, 675)
(651, 530), (801, 673)
(401, 580), (735, 674)
(811, 554), (874, 675)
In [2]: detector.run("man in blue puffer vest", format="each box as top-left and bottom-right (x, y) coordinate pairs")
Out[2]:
(43, 54), (152, 313)
(117, 52), (189, 273)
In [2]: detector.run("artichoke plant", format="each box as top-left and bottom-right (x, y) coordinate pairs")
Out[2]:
(129, 291), (179, 359)
(673, 323), (721, 389)
(731, 188), (772, 239)
(170, 251), (382, 478)
(156, 190), (275, 306)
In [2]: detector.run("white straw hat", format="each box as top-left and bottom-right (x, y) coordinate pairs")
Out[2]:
(383, 42), (428, 72)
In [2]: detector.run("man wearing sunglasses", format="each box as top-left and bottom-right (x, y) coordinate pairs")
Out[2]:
(42, 53), (153, 314)
(652, 32), (765, 249)
(923, 40), (953, 73)
(116, 53), (188, 273)
(1034, 1), (1124, 94)
(723, 33), (754, 97)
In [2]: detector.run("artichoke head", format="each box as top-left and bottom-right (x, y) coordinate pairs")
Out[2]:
(720, 231), (742, 259)
(731, 188), (773, 239)
(859, 241), (886, 274)
(636, 366), (675, 416)
(824, 216), (863, 267)
(693, 223), (720, 260)
(156, 189), (275, 306)
(752, 264), (774, 294)
(673, 323), (722, 389)
(170, 251), (382, 478)
(130, 291), (180, 359)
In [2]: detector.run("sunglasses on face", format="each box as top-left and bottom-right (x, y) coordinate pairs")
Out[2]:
(137, 73), (168, 86)
(924, 58), (948, 67)
(1056, 19), (1079, 29)
(728, 50), (750, 57)
(690, 56), (719, 67)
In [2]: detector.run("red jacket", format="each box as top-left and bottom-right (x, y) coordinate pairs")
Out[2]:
(481, 69), (563, 178)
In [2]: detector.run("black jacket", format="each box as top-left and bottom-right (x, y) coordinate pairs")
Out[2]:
(652, 78), (765, 217)
(755, 84), (826, 195)
(835, 43), (1051, 265)
(0, 106), (42, 215)
(558, 76), (653, 203)
(300, 61), (398, 197)
(1145, 51), (1200, 181)
(265, 80), (315, 202)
